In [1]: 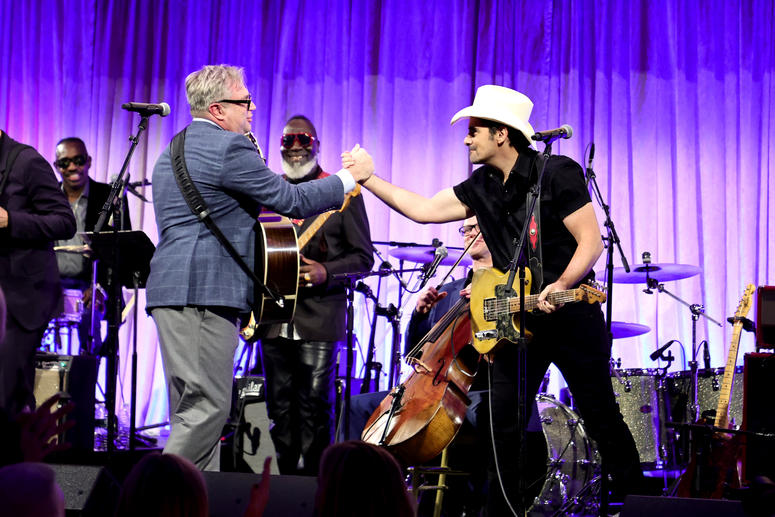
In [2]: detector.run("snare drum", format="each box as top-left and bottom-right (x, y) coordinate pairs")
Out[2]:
(60, 289), (84, 322)
(531, 394), (600, 515)
(610, 368), (663, 465)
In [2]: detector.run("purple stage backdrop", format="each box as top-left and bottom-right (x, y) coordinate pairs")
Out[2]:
(1, 1), (773, 428)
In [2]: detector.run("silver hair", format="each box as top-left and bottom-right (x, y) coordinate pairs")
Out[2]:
(185, 65), (245, 114)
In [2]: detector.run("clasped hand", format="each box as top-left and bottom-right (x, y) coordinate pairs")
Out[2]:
(341, 144), (374, 183)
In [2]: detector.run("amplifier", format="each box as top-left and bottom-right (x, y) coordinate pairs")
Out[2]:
(756, 286), (775, 349)
(34, 353), (98, 451)
(222, 375), (278, 474)
(743, 352), (775, 482)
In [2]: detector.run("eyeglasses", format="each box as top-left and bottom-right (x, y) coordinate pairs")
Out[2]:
(216, 96), (252, 110)
(280, 132), (316, 149)
(53, 155), (88, 169)
(458, 224), (480, 236)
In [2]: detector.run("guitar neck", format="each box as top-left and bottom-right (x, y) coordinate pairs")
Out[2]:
(714, 324), (743, 429)
(714, 284), (755, 429)
(506, 289), (579, 313)
(297, 211), (335, 250)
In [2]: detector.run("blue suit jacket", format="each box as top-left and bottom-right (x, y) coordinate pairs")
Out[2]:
(146, 121), (345, 311)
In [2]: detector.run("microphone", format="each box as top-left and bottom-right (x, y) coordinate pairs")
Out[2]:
(121, 102), (171, 117)
(702, 340), (711, 370)
(650, 339), (677, 361)
(420, 246), (448, 284)
(354, 281), (376, 301)
(531, 124), (573, 142)
(585, 142), (595, 186)
(128, 178), (151, 188)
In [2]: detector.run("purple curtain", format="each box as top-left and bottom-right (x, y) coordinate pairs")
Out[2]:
(2, 0), (773, 425)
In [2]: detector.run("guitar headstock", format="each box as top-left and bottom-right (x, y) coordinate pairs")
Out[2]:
(735, 284), (756, 318)
(339, 184), (362, 212)
(578, 283), (607, 304)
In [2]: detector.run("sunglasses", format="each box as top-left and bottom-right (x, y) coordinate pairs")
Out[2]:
(457, 224), (480, 236)
(216, 95), (252, 110)
(280, 132), (316, 149)
(53, 155), (88, 169)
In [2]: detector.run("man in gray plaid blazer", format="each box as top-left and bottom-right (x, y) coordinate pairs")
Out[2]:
(146, 65), (374, 470)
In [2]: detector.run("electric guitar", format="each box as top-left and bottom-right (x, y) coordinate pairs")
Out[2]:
(676, 283), (755, 498)
(239, 186), (362, 340)
(469, 267), (607, 354)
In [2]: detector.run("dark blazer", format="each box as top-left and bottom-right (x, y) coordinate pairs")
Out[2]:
(62, 178), (132, 285)
(146, 121), (345, 312)
(0, 133), (76, 331)
(288, 167), (373, 341)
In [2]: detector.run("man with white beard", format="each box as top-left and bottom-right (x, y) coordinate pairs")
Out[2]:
(260, 115), (373, 475)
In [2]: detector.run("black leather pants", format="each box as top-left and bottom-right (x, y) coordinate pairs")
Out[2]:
(261, 337), (340, 475)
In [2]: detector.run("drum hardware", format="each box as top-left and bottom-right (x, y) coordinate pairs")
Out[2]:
(531, 394), (601, 515)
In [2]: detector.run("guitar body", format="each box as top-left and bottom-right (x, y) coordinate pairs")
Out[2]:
(239, 188), (362, 340)
(470, 267), (606, 354)
(675, 419), (744, 498)
(470, 267), (532, 354)
(240, 212), (299, 340)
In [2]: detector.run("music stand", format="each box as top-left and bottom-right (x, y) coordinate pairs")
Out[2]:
(83, 230), (155, 452)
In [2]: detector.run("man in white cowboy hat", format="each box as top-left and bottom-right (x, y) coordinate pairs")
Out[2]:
(343, 85), (645, 514)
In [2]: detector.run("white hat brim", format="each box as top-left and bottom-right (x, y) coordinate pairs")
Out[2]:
(450, 106), (536, 148)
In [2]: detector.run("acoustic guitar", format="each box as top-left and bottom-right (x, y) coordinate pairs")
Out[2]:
(469, 267), (606, 354)
(239, 186), (362, 340)
(676, 283), (755, 498)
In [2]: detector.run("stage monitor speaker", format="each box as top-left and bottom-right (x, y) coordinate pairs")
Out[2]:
(744, 352), (775, 481)
(34, 354), (98, 451)
(222, 375), (278, 474)
(756, 286), (775, 349)
(50, 463), (121, 516)
(620, 495), (745, 516)
(204, 472), (316, 517)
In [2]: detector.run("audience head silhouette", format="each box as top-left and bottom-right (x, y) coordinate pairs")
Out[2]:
(315, 441), (414, 517)
(115, 452), (208, 517)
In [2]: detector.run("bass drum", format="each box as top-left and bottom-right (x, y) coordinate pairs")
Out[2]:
(530, 394), (601, 515)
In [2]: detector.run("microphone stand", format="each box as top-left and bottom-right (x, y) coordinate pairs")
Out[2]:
(92, 114), (150, 455)
(498, 139), (553, 513)
(585, 149), (630, 343)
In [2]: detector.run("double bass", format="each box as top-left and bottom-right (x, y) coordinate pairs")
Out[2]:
(361, 296), (480, 464)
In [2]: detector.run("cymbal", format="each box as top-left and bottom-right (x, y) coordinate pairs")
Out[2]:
(610, 321), (651, 339)
(388, 246), (472, 267)
(603, 263), (701, 284)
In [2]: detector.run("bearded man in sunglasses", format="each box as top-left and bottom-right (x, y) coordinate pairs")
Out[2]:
(52, 137), (132, 355)
(0, 130), (76, 415)
(260, 116), (373, 475)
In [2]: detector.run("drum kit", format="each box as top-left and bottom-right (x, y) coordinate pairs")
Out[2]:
(43, 244), (101, 355)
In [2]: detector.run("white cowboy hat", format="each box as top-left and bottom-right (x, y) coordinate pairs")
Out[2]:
(450, 85), (536, 147)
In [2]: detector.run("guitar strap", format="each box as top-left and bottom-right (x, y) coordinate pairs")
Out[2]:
(526, 155), (544, 294)
(169, 128), (283, 308)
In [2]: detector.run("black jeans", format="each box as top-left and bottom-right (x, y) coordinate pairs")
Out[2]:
(487, 303), (644, 515)
(261, 337), (340, 475)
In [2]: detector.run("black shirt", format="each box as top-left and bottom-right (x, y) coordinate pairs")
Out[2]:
(453, 148), (593, 287)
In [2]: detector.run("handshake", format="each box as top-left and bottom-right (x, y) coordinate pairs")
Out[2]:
(341, 144), (374, 185)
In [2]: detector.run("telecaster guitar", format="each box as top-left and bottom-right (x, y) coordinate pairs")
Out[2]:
(676, 283), (755, 499)
(470, 267), (606, 354)
(239, 186), (361, 340)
